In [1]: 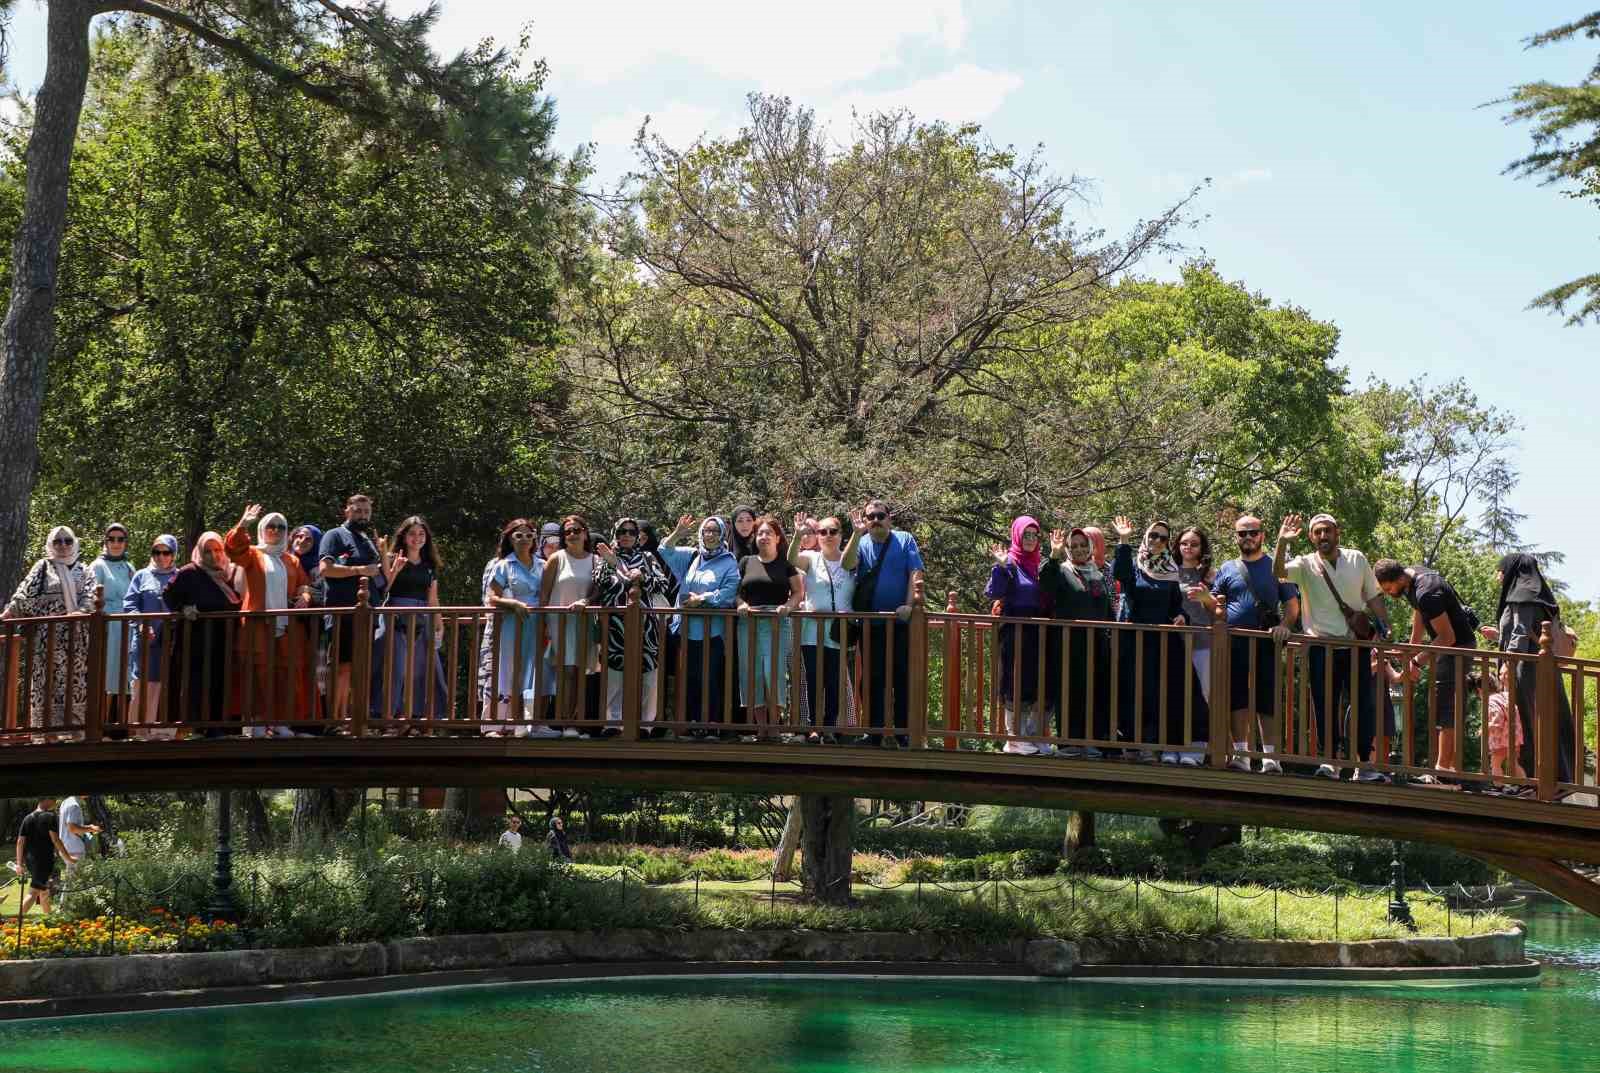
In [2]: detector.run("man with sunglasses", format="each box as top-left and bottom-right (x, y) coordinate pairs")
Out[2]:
(1275, 513), (1390, 781)
(319, 493), (386, 726)
(853, 499), (924, 747)
(1211, 516), (1299, 773)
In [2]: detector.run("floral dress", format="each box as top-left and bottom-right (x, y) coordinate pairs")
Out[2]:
(6, 558), (97, 729)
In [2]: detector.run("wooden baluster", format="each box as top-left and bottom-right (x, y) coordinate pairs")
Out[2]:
(907, 576), (928, 749)
(1537, 621), (1559, 802)
(84, 588), (107, 743)
(349, 580), (373, 738)
(1208, 617), (1229, 768)
(622, 586), (643, 740)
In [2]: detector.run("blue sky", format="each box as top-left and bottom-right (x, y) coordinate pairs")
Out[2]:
(5, 2), (1597, 597)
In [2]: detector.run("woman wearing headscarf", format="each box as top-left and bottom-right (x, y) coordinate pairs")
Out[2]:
(985, 516), (1055, 755)
(729, 506), (759, 561)
(125, 534), (181, 732)
(374, 515), (449, 729)
(1110, 516), (1208, 762)
(162, 532), (242, 735)
(1486, 553), (1579, 787)
(225, 505), (317, 738)
(658, 514), (741, 738)
(3, 526), (97, 736)
(89, 523), (135, 738)
(591, 517), (675, 734)
(1042, 527), (1115, 757)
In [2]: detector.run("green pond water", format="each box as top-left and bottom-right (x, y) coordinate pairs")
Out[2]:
(2, 905), (1596, 1073)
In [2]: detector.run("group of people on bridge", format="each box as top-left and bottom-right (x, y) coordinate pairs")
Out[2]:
(1, 495), (1578, 795)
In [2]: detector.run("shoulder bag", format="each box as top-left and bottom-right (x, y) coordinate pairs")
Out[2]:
(1311, 557), (1375, 641)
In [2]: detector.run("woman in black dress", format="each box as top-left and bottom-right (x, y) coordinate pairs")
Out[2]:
(162, 532), (242, 735)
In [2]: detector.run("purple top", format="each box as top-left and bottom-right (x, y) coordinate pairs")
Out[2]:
(985, 562), (1049, 617)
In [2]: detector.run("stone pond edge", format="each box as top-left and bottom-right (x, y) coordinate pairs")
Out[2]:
(0, 927), (1533, 1016)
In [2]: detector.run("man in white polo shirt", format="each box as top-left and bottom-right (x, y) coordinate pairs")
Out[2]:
(1274, 513), (1391, 782)
(56, 794), (99, 906)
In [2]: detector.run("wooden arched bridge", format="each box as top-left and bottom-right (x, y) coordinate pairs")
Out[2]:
(3, 590), (1599, 910)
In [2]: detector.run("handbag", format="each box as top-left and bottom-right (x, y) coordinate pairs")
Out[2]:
(1312, 557), (1375, 641)
(830, 546), (887, 648)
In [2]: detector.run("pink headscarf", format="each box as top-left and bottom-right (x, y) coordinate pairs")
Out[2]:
(1081, 526), (1109, 569)
(1008, 516), (1043, 581)
(191, 532), (242, 604)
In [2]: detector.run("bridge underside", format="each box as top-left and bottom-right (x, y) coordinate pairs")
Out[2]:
(9, 739), (1600, 876)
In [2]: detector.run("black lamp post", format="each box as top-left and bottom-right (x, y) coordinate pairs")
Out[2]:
(208, 789), (239, 922)
(1387, 839), (1415, 929)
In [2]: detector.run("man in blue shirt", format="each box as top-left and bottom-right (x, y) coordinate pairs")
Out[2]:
(319, 493), (386, 725)
(1210, 516), (1299, 774)
(854, 499), (924, 747)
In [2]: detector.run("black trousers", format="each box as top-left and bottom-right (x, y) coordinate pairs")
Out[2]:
(682, 635), (726, 725)
(1307, 643), (1378, 762)
(1512, 656), (1578, 783)
(863, 620), (910, 740)
(802, 644), (846, 728)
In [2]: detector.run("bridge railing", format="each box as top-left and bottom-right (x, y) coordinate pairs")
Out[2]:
(0, 583), (1590, 803)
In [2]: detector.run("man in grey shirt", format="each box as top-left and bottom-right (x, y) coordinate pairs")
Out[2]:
(56, 795), (100, 903)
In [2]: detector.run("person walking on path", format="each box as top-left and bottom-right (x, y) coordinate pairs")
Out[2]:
(13, 798), (68, 916)
(545, 816), (573, 862)
(1209, 516), (1298, 774)
(55, 793), (99, 902)
(1274, 513), (1390, 781)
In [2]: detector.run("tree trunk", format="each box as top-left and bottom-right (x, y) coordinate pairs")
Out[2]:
(0, 0), (94, 592)
(772, 800), (803, 882)
(441, 787), (502, 839)
(1064, 811), (1096, 857)
(799, 794), (853, 905)
(240, 790), (273, 853)
(290, 788), (359, 849)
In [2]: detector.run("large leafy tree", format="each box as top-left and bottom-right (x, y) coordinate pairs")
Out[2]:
(0, 0), (561, 591)
(2, 26), (581, 602)
(1499, 11), (1600, 324)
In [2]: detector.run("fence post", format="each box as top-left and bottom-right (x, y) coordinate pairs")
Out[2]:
(906, 577), (929, 749)
(84, 588), (108, 743)
(1537, 622), (1559, 802)
(350, 580), (374, 738)
(1208, 616), (1229, 768)
(942, 591), (961, 750)
(622, 585), (643, 740)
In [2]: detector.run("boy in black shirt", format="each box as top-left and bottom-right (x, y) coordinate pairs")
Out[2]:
(1375, 560), (1478, 775)
(13, 797), (69, 915)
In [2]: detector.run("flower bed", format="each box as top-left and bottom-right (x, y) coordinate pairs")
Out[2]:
(0, 908), (239, 960)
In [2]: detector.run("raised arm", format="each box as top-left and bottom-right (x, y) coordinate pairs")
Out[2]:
(1273, 515), (1301, 581)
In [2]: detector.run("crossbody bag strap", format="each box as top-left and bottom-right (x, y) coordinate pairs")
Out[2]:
(1312, 557), (1361, 619)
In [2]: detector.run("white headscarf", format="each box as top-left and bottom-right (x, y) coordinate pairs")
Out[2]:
(696, 517), (727, 559)
(256, 512), (291, 631)
(43, 526), (83, 612)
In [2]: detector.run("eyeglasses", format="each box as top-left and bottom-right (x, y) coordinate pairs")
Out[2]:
(865, 512), (887, 521)
(1234, 529), (1261, 538)
(151, 548), (174, 557)
(816, 527), (840, 536)
(617, 528), (639, 536)
(105, 535), (127, 543)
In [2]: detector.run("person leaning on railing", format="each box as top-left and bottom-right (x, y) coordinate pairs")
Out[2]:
(88, 523), (134, 740)
(591, 517), (675, 736)
(161, 533), (242, 737)
(854, 499), (925, 749)
(482, 518), (556, 739)
(1373, 558), (1479, 778)
(734, 514), (804, 743)
(124, 534), (180, 733)
(3, 526), (97, 739)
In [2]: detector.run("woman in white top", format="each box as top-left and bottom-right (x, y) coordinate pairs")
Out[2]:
(540, 513), (598, 728)
(788, 509), (866, 743)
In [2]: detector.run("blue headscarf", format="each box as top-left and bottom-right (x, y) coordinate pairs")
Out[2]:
(291, 524), (323, 577)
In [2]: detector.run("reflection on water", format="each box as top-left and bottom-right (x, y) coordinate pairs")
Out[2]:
(0, 904), (1593, 1073)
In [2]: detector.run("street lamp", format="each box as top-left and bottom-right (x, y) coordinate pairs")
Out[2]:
(1388, 840), (1415, 929)
(207, 789), (239, 922)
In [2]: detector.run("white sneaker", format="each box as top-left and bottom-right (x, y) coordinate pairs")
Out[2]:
(1179, 752), (1204, 767)
(1355, 768), (1391, 784)
(525, 725), (561, 739)
(560, 728), (581, 739)
(1259, 757), (1283, 775)
(1227, 756), (1251, 773)
(1035, 743), (1057, 757)
(1160, 751), (1180, 765)
(1003, 740), (1039, 756)
(1138, 750), (1160, 764)
(270, 725), (294, 739)
(738, 734), (759, 744)
(1314, 763), (1340, 780)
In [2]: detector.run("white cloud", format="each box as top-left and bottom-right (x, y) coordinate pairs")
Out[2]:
(817, 63), (1023, 132)
(590, 102), (727, 153)
(406, 0), (968, 93)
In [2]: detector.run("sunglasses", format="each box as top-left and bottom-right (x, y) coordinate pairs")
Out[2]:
(151, 548), (174, 557)
(264, 523), (286, 531)
(816, 527), (840, 536)
(1234, 529), (1261, 538)
(106, 534), (127, 542)
(617, 528), (639, 536)
(563, 527), (587, 536)
(865, 512), (887, 521)
(511, 530), (535, 539)
(50, 538), (73, 546)
(1148, 532), (1169, 542)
